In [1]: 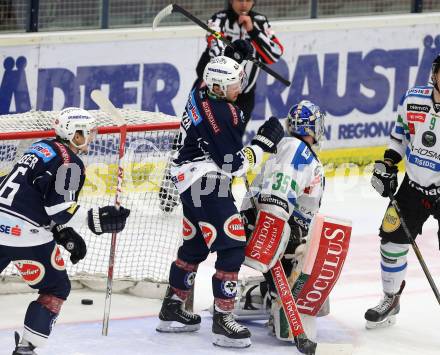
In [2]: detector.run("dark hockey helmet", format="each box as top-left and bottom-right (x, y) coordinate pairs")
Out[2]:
(286, 100), (325, 144)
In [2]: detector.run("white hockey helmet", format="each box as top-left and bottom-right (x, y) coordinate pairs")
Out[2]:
(203, 56), (247, 97)
(53, 107), (97, 149)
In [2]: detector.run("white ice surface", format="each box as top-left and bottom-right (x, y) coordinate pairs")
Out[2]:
(1, 174), (440, 354)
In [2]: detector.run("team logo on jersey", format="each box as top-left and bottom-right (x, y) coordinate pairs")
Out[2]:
(382, 206), (401, 233)
(187, 92), (203, 126)
(422, 131), (436, 147)
(199, 221), (217, 248)
(406, 112), (426, 122)
(221, 280), (238, 298)
(224, 214), (246, 242)
(182, 217), (196, 240)
(27, 143), (56, 162)
(13, 260), (45, 286)
(51, 245), (66, 271)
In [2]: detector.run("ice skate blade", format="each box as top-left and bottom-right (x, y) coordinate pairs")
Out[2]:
(156, 320), (200, 333)
(212, 334), (251, 348)
(365, 315), (396, 329)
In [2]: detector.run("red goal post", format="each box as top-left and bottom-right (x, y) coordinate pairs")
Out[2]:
(0, 108), (181, 298)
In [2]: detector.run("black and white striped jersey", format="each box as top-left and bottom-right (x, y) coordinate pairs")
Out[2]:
(195, 8), (284, 94)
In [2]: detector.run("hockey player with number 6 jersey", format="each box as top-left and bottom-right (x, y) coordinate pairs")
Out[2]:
(365, 54), (440, 329)
(0, 107), (130, 354)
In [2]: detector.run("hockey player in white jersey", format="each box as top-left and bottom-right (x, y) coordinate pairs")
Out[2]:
(365, 54), (440, 329)
(0, 108), (130, 354)
(237, 100), (331, 343)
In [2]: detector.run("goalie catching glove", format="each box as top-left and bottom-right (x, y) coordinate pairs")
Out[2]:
(88, 206), (131, 235)
(53, 225), (87, 264)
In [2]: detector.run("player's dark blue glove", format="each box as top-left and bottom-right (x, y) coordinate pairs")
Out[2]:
(53, 226), (87, 264)
(371, 160), (398, 197)
(251, 116), (284, 153)
(224, 39), (253, 63)
(88, 206), (130, 235)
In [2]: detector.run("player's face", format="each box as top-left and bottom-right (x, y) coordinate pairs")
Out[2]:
(433, 70), (440, 93)
(73, 128), (97, 154)
(230, 0), (254, 15)
(225, 82), (242, 102)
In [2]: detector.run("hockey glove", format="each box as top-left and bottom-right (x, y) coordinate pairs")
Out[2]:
(371, 160), (398, 197)
(88, 206), (131, 235)
(224, 39), (253, 63)
(251, 117), (284, 153)
(53, 225), (87, 264)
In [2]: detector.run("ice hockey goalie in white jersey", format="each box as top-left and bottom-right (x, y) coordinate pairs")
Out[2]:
(237, 100), (326, 339)
(365, 54), (440, 329)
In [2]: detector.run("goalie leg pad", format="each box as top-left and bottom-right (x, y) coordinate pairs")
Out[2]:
(293, 214), (352, 316)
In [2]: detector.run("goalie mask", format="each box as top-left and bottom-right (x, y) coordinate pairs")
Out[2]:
(203, 56), (247, 99)
(286, 100), (325, 145)
(54, 107), (97, 151)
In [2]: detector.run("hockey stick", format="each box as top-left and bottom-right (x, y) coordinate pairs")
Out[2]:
(389, 195), (440, 305)
(152, 4), (291, 87)
(91, 89), (127, 336)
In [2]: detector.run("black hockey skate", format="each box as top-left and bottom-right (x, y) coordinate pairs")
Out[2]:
(12, 332), (36, 355)
(212, 305), (251, 348)
(365, 281), (405, 329)
(156, 287), (201, 333)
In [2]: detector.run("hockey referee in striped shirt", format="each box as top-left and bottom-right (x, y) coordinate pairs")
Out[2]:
(195, 0), (284, 130)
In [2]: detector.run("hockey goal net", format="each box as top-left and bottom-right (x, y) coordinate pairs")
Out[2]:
(0, 109), (182, 298)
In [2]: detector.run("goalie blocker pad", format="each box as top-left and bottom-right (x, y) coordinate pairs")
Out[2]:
(244, 204), (290, 273)
(292, 214), (352, 316)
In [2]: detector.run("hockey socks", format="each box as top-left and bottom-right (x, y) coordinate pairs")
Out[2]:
(22, 294), (63, 348)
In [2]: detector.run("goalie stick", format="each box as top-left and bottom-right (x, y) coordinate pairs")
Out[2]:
(152, 3), (291, 87)
(91, 89), (127, 336)
(243, 178), (353, 355)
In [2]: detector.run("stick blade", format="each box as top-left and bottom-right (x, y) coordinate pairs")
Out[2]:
(152, 4), (175, 30)
(90, 89), (125, 127)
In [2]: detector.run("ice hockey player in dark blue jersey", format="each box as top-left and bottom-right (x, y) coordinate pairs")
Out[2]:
(156, 56), (284, 348)
(0, 107), (130, 355)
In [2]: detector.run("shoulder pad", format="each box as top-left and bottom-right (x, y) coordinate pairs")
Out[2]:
(26, 141), (56, 163)
(291, 141), (314, 170)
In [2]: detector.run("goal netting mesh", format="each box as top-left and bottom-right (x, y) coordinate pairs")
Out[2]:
(0, 109), (182, 298)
